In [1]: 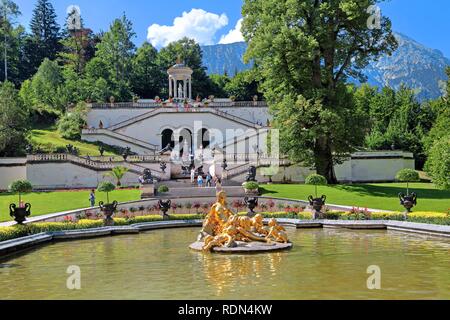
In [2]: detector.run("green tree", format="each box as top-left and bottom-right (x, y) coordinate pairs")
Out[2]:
(104, 166), (129, 187)
(57, 102), (88, 139)
(396, 168), (420, 195)
(131, 42), (165, 99)
(8, 180), (32, 203)
(224, 69), (259, 101)
(209, 73), (229, 98)
(424, 67), (450, 189)
(90, 14), (136, 101)
(0, 0), (20, 81)
(0, 81), (28, 156)
(360, 84), (437, 169)
(425, 137), (450, 190)
(242, 0), (397, 183)
(26, 0), (61, 76)
(305, 174), (327, 198)
(97, 181), (116, 204)
(21, 58), (66, 117)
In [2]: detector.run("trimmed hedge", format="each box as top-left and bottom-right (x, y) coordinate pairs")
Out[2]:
(1, 211), (449, 242)
(0, 220), (103, 242)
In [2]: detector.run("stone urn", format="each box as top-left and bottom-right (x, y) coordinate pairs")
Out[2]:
(10, 203), (32, 225)
(308, 195), (327, 219)
(399, 192), (417, 219)
(244, 197), (259, 217)
(159, 199), (171, 220)
(99, 201), (118, 226)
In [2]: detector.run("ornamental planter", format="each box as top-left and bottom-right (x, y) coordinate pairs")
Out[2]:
(399, 192), (418, 219)
(244, 197), (259, 217)
(10, 203), (32, 225)
(308, 195), (327, 220)
(244, 188), (260, 196)
(99, 201), (118, 226)
(159, 199), (171, 220)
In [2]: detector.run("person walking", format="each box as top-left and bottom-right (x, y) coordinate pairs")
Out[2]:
(190, 168), (196, 185)
(197, 175), (204, 188)
(206, 173), (212, 187)
(215, 178), (222, 193)
(89, 190), (96, 207)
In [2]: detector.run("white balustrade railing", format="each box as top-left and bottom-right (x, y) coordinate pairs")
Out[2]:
(89, 101), (268, 109)
(27, 154), (165, 178)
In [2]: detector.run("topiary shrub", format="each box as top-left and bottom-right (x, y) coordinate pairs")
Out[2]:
(97, 181), (116, 204)
(158, 185), (170, 193)
(242, 181), (259, 190)
(396, 169), (420, 195)
(8, 180), (33, 204)
(305, 174), (327, 198)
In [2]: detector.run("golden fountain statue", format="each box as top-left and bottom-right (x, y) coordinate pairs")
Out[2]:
(191, 191), (292, 253)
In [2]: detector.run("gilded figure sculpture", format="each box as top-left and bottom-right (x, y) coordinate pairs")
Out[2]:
(196, 191), (290, 252)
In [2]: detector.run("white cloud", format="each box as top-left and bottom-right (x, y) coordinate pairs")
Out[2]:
(147, 9), (229, 48)
(219, 19), (244, 44)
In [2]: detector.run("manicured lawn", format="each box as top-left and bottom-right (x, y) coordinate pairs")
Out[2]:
(1, 183), (448, 223)
(30, 128), (118, 156)
(0, 189), (141, 222)
(261, 183), (450, 213)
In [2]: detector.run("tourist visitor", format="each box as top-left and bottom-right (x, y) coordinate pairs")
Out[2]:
(19, 200), (25, 208)
(215, 178), (222, 193)
(191, 168), (195, 184)
(197, 175), (204, 188)
(89, 190), (96, 207)
(206, 173), (212, 187)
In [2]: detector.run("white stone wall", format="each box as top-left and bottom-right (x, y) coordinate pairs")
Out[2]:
(87, 107), (271, 129)
(26, 162), (140, 189)
(115, 112), (262, 149)
(0, 158), (27, 190)
(0, 151), (416, 190)
(87, 109), (149, 128)
(81, 134), (154, 155)
(212, 107), (270, 125)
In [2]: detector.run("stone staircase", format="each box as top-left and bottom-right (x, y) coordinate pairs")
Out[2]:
(81, 128), (158, 155)
(155, 186), (246, 199)
(107, 107), (264, 131)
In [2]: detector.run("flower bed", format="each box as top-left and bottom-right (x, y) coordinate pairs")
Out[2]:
(1, 208), (448, 243)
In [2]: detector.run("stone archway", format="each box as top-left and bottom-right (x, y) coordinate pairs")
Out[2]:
(178, 128), (193, 158)
(198, 128), (210, 149)
(161, 129), (175, 150)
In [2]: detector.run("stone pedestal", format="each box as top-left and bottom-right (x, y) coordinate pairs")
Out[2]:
(189, 241), (292, 253)
(141, 184), (155, 199)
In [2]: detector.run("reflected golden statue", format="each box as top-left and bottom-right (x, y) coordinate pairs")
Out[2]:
(197, 191), (290, 251)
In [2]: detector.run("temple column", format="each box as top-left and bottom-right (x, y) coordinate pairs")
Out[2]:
(169, 76), (172, 98)
(189, 77), (192, 100)
(183, 78), (187, 100)
(174, 79), (177, 99)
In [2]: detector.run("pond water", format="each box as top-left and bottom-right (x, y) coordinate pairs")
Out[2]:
(0, 228), (449, 300)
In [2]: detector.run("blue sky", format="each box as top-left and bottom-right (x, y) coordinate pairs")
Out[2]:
(13, 0), (450, 57)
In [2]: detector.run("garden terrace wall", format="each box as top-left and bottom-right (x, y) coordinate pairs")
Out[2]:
(0, 196), (389, 227)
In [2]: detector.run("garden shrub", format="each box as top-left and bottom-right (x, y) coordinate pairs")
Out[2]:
(169, 214), (204, 221)
(129, 215), (163, 224)
(242, 181), (259, 190)
(157, 185), (170, 193)
(1, 210), (449, 243)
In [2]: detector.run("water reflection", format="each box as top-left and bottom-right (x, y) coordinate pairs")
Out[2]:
(0, 228), (449, 300)
(196, 251), (285, 296)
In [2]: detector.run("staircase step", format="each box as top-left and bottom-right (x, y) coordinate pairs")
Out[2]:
(155, 186), (245, 198)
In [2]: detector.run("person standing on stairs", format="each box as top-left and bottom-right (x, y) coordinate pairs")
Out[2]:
(191, 168), (196, 185)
